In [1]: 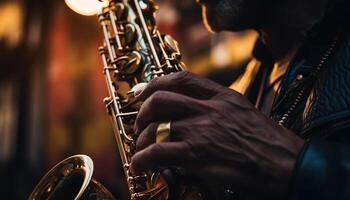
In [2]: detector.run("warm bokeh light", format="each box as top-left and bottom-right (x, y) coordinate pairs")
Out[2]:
(0, 2), (23, 47)
(64, 0), (108, 16)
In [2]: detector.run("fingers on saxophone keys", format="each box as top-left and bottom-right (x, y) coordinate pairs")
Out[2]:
(134, 90), (205, 134)
(135, 70), (231, 101)
(130, 142), (192, 175)
(131, 82), (148, 98)
(136, 122), (159, 151)
(134, 71), (190, 101)
(136, 120), (181, 151)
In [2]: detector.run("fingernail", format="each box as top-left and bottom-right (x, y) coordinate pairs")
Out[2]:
(134, 90), (142, 97)
(131, 82), (148, 97)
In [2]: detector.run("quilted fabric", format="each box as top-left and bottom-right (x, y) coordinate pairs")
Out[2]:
(302, 32), (350, 135)
(270, 29), (350, 139)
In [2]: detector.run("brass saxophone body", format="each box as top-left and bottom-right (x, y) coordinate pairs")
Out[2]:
(29, 0), (197, 199)
(97, 0), (186, 199)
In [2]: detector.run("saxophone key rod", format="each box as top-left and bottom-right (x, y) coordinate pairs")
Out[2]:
(132, 0), (162, 71)
(108, 9), (123, 51)
(115, 111), (139, 118)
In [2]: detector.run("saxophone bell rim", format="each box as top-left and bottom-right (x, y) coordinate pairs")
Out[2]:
(29, 154), (94, 200)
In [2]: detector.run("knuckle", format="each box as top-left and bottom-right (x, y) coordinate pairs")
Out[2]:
(136, 130), (148, 150)
(135, 138), (142, 150)
(178, 70), (190, 77)
(172, 71), (190, 81)
(183, 141), (200, 161)
(136, 105), (146, 121)
(148, 144), (163, 156)
(149, 122), (159, 136)
(148, 76), (160, 87)
(141, 123), (157, 138)
(148, 91), (165, 104)
(152, 90), (165, 98)
(141, 77), (161, 96)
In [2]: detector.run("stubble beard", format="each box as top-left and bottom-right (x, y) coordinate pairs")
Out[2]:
(201, 0), (244, 32)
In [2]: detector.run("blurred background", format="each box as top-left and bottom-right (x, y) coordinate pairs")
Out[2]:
(0, 0), (257, 199)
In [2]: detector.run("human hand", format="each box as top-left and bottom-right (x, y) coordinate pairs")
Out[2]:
(130, 71), (305, 199)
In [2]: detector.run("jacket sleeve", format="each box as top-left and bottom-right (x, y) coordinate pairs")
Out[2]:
(290, 139), (350, 200)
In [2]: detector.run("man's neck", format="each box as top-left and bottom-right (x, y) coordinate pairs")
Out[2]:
(257, 0), (330, 64)
(258, 29), (303, 65)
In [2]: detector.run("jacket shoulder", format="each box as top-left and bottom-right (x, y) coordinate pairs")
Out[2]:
(303, 31), (350, 138)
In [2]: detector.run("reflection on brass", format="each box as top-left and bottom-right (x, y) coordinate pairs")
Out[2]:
(124, 24), (137, 46)
(164, 35), (179, 54)
(112, 3), (128, 20)
(164, 35), (181, 60)
(29, 155), (116, 200)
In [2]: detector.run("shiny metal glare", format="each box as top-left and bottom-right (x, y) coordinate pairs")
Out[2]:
(139, 1), (148, 10)
(65, 0), (108, 16)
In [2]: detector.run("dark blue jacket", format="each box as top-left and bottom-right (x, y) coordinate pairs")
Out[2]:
(267, 3), (350, 199)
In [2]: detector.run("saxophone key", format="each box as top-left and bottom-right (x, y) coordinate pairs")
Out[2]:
(110, 2), (128, 21)
(124, 23), (138, 46)
(103, 97), (112, 105)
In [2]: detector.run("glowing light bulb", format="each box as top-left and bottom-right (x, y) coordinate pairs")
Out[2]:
(65, 0), (108, 16)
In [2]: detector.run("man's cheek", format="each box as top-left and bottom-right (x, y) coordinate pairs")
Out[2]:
(215, 0), (242, 23)
(201, 1), (246, 32)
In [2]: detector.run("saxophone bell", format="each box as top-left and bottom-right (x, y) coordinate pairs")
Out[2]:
(28, 155), (116, 200)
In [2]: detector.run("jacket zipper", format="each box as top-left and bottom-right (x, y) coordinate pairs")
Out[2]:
(278, 36), (339, 126)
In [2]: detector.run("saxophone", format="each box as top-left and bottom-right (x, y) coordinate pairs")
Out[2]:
(29, 0), (202, 199)
(97, 0), (189, 199)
